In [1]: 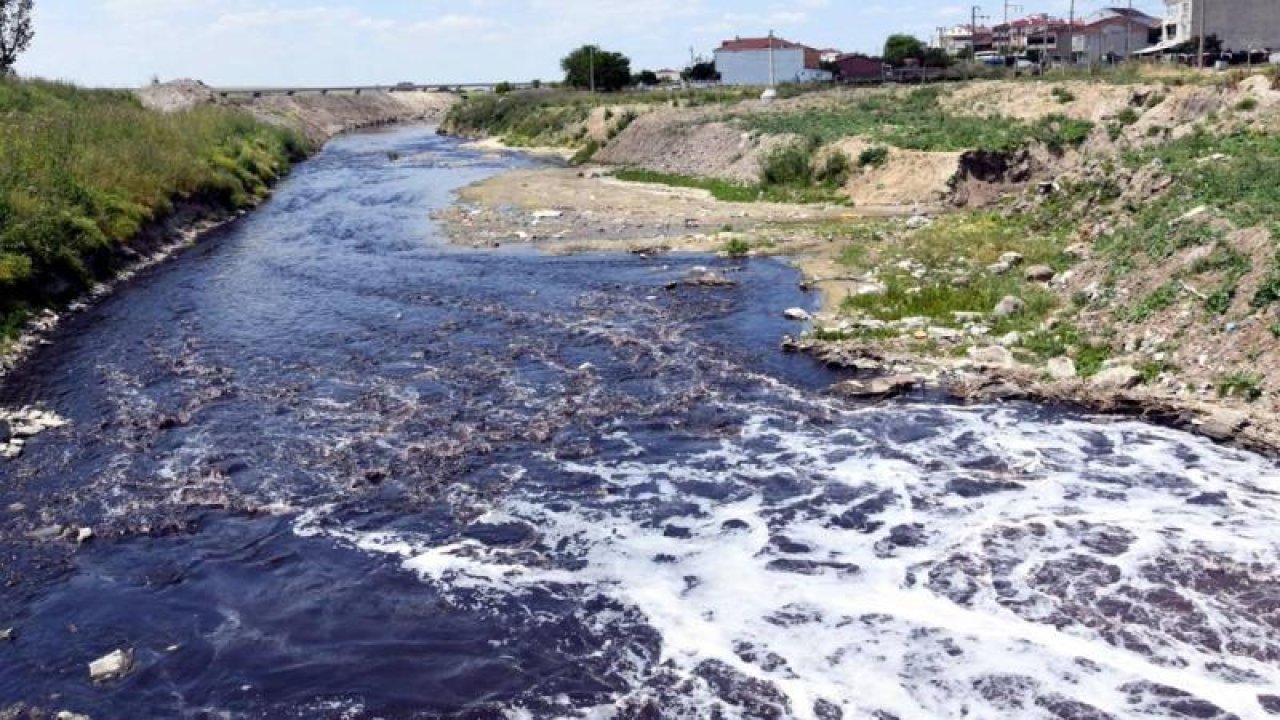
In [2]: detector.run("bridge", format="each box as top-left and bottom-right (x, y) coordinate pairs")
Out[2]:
(211, 82), (538, 98)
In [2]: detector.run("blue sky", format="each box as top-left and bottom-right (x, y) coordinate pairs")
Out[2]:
(20, 0), (1165, 87)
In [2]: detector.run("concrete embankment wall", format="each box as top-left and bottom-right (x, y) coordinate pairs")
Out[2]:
(136, 80), (457, 146)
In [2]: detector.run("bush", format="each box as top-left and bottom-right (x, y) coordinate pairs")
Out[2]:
(761, 139), (817, 186)
(817, 150), (851, 186)
(570, 139), (600, 166)
(1051, 86), (1076, 104)
(494, 81), (514, 95)
(1217, 372), (1263, 402)
(1236, 97), (1259, 112)
(857, 146), (890, 169)
(723, 237), (751, 257)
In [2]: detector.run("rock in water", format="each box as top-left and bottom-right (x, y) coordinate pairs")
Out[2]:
(784, 308), (811, 321)
(1046, 357), (1077, 380)
(992, 296), (1026, 318)
(831, 375), (919, 400)
(1091, 365), (1141, 391)
(0, 418), (10, 443)
(89, 649), (134, 682)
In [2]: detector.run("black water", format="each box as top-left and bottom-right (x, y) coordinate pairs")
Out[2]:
(2, 127), (1278, 720)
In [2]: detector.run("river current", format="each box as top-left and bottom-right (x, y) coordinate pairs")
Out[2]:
(2, 127), (1279, 720)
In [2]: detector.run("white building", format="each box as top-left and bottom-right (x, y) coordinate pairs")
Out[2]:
(713, 37), (834, 86)
(1161, 0), (1280, 51)
(1074, 8), (1159, 61)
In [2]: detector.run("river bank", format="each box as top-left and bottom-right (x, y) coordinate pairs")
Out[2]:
(435, 73), (1280, 452)
(0, 80), (456, 389)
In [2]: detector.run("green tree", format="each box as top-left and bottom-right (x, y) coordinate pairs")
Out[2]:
(0, 0), (35, 74)
(634, 70), (659, 86)
(562, 45), (632, 92)
(683, 60), (719, 83)
(883, 34), (925, 67)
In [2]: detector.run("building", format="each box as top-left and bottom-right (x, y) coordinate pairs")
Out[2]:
(818, 48), (844, 64)
(993, 14), (1081, 62)
(833, 54), (885, 82)
(713, 36), (834, 86)
(937, 24), (995, 55)
(655, 68), (681, 84)
(1074, 8), (1160, 62)
(1160, 0), (1280, 52)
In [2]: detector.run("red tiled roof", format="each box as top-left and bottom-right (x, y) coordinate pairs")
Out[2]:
(718, 37), (808, 52)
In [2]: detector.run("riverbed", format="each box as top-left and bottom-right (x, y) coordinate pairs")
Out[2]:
(2, 127), (1278, 720)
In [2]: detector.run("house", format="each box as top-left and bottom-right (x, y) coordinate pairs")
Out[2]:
(1073, 8), (1160, 62)
(937, 25), (995, 55)
(833, 54), (885, 82)
(994, 14), (1081, 62)
(1159, 0), (1280, 52)
(713, 36), (834, 86)
(656, 68), (682, 84)
(818, 48), (843, 64)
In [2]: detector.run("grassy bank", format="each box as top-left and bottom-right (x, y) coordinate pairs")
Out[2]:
(0, 78), (309, 338)
(739, 87), (1093, 153)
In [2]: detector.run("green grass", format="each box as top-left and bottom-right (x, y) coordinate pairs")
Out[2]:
(613, 168), (847, 205)
(1124, 282), (1180, 322)
(738, 87), (1093, 153)
(0, 77), (307, 338)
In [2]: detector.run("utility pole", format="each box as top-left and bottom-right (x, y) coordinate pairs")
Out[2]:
(1197, 0), (1207, 69)
(762, 30), (778, 102)
(1124, 0), (1133, 60)
(1068, 0), (1075, 65)
(589, 45), (596, 93)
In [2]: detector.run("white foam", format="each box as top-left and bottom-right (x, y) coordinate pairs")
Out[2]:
(298, 399), (1280, 719)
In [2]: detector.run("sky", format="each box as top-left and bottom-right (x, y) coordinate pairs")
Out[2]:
(19, 0), (1166, 87)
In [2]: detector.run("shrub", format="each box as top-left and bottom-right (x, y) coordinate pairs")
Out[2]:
(857, 146), (890, 169)
(1114, 107), (1140, 126)
(723, 237), (751, 257)
(1051, 86), (1076, 104)
(817, 150), (851, 186)
(494, 81), (514, 95)
(570, 139), (600, 166)
(1216, 372), (1263, 402)
(761, 139), (817, 186)
(1236, 97), (1259, 112)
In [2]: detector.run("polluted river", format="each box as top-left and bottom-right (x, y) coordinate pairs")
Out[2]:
(2, 126), (1279, 720)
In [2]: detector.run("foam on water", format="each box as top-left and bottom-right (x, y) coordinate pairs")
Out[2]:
(300, 400), (1280, 719)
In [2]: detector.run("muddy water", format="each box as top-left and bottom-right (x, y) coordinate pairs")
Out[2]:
(1, 127), (1278, 720)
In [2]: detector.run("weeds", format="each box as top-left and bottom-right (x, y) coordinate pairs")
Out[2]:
(722, 237), (751, 257)
(1216, 371), (1264, 401)
(613, 168), (846, 205)
(739, 87), (1092, 153)
(857, 146), (889, 169)
(1051, 86), (1076, 104)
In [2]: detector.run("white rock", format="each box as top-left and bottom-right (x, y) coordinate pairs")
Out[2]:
(927, 327), (964, 342)
(997, 332), (1023, 347)
(852, 281), (888, 297)
(1046, 357), (1077, 380)
(905, 214), (932, 229)
(967, 345), (1015, 367)
(89, 649), (134, 682)
(56, 712), (91, 720)
(783, 308), (812, 321)
(1024, 265), (1056, 283)
(1091, 365), (1142, 391)
(531, 209), (564, 219)
(993, 296), (1027, 318)
(999, 252), (1025, 266)
(76, 527), (94, 544)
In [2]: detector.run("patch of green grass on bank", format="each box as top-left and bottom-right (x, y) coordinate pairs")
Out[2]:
(613, 168), (848, 205)
(739, 87), (1094, 153)
(0, 77), (308, 337)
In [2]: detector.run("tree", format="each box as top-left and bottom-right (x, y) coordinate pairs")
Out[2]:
(633, 69), (659, 86)
(682, 60), (719, 83)
(922, 47), (953, 68)
(561, 45), (632, 92)
(883, 34), (925, 67)
(0, 0), (34, 75)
